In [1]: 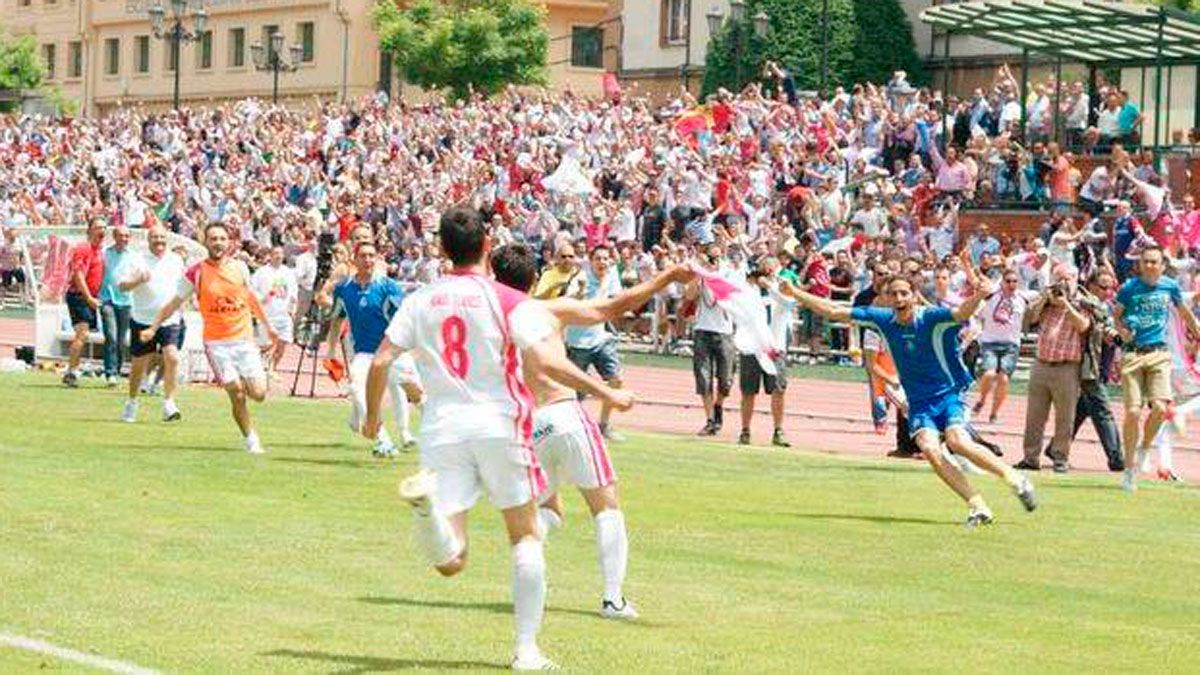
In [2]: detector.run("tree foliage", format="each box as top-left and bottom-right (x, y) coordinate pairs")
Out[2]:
(702, 0), (924, 97)
(372, 0), (549, 100)
(0, 29), (45, 111)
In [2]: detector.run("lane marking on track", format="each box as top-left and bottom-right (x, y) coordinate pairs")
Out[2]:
(0, 632), (161, 675)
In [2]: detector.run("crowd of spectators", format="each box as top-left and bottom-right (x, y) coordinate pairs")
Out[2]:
(2, 64), (1200, 470)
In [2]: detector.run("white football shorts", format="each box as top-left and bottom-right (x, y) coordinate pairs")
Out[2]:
(421, 438), (547, 514)
(532, 399), (616, 493)
(204, 339), (267, 386)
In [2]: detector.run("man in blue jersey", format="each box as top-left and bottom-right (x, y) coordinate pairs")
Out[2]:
(789, 275), (1038, 527)
(316, 240), (422, 457)
(1114, 246), (1200, 492)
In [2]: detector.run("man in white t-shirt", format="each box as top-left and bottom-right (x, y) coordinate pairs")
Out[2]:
(685, 243), (737, 436)
(738, 256), (796, 447)
(117, 225), (185, 423)
(973, 270), (1030, 423)
(251, 246), (298, 376)
(363, 208), (633, 671)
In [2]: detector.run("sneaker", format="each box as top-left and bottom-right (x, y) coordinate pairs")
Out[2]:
(245, 432), (265, 455)
(1052, 460), (1069, 474)
(121, 399), (139, 423)
(600, 598), (639, 621)
(372, 437), (398, 458)
(697, 420), (718, 437)
(600, 425), (625, 443)
(771, 429), (791, 448)
(62, 371), (78, 388)
(1013, 459), (1041, 471)
(401, 434), (418, 452)
(162, 399), (181, 422)
(1157, 468), (1184, 483)
(398, 468), (437, 510)
(1120, 469), (1137, 493)
(965, 506), (995, 528)
(988, 412), (998, 424)
(1136, 448), (1152, 475)
(511, 650), (559, 671)
(738, 429), (751, 445)
(105, 374), (118, 388)
(1014, 476), (1038, 512)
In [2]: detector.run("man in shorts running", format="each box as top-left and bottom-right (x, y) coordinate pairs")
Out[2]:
(489, 242), (694, 622)
(62, 219), (106, 387)
(791, 275), (1039, 527)
(142, 223), (279, 454)
(315, 240), (423, 456)
(363, 208), (633, 670)
(1113, 246), (1200, 491)
(119, 225), (186, 423)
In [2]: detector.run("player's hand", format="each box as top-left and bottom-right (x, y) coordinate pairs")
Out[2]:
(975, 276), (998, 298)
(139, 327), (155, 343)
(667, 264), (697, 284)
(605, 388), (636, 412)
(86, 296), (99, 310)
(362, 413), (381, 440)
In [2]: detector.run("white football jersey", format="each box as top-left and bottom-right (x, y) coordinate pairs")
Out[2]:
(385, 271), (552, 447)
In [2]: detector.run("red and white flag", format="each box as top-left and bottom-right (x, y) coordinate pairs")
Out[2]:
(692, 266), (781, 375)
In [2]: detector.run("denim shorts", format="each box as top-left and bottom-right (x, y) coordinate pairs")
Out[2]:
(978, 342), (1020, 377)
(567, 339), (621, 382)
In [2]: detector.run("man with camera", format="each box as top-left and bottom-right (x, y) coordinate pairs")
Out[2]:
(1016, 264), (1091, 473)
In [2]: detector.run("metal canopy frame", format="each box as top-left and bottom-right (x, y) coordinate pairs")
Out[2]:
(921, 0), (1200, 150)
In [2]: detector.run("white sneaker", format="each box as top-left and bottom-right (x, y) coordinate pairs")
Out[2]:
(121, 399), (139, 423)
(162, 399), (181, 422)
(601, 597), (639, 620)
(105, 374), (118, 388)
(1137, 447), (1152, 474)
(401, 433), (417, 452)
(398, 468), (436, 510)
(245, 432), (266, 455)
(372, 437), (398, 458)
(1120, 469), (1137, 493)
(511, 650), (559, 671)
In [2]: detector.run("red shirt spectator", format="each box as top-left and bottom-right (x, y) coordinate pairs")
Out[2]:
(803, 254), (832, 298)
(584, 220), (610, 250)
(712, 102), (733, 134)
(337, 212), (358, 242)
(69, 239), (104, 296)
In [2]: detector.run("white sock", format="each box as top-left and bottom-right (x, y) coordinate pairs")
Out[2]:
(537, 507), (562, 540)
(245, 430), (259, 445)
(1157, 431), (1175, 471)
(594, 509), (628, 604)
(412, 506), (462, 567)
(394, 389), (412, 438)
(377, 426), (394, 447)
(511, 538), (546, 658)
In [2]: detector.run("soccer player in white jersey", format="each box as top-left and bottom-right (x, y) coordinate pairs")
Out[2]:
(489, 243), (694, 621)
(363, 208), (633, 671)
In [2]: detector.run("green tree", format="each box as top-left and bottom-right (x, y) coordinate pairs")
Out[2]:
(701, 0), (923, 97)
(372, 0), (549, 100)
(0, 29), (45, 111)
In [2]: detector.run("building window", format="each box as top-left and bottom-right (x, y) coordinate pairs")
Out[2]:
(662, 0), (687, 45)
(262, 24), (279, 54)
(19, 0), (32, 7)
(136, 36), (150, 74)
(68, 41), (82, 79)
(298, 21), (315, 63)
(42, 44), (56, 80)
(570, 26), (603, 69)
(104, 38), (120, 76)
(164, 40), (178, 72)
(196, 30), (212, 69)
(229, 27), (246, 67)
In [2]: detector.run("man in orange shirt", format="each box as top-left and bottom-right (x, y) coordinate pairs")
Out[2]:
(142, 223), (279, 454)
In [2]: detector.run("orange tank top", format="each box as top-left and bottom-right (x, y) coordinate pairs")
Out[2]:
(186, 259), (255, 342)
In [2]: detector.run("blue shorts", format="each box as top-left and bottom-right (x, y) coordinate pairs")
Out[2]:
(567, 340), (621, 382)
(908, 392), (968, 438)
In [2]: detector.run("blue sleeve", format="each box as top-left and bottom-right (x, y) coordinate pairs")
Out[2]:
(1168, 279), (1183, 307)
(385, 278), (406, 304)
(1115, 280), (1135, 308)
(926, 306), (956, 325)
(851, 306), (889, 327)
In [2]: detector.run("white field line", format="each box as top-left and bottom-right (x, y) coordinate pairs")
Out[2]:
(0, 632), (161, 675)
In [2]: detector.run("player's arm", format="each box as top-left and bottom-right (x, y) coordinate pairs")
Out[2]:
(523, 338), (633, 411)
(781, 279), (853, 323)
(118, 264), (149, 292)
(362, 337), (402, 439)
(547, 265), (695, 326)
(952, 277), (998, 323)
(314, 268), (349, 308)
(1174, 287), (1200, 338)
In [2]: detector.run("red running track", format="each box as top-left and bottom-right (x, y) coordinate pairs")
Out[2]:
(3, 316), (1195, 477)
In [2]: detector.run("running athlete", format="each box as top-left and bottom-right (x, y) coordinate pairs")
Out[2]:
(489, 243), (694, 621)
(119, 225), (186, 423)
(142, 223), (279, 454)
(363, 208), (633, 671)
(315, 240), (422, 457)
(790, 275), (1039, 527)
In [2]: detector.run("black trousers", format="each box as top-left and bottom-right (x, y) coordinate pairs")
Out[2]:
(1044, 379), (1123, 469)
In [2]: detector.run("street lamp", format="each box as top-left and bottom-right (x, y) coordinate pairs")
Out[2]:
(753, 11), (770, 39)
(706, 6), (724, 36)
(250, 31), (303, 104)
(148, 0), (207, 111)
(730, 0), (746, 24)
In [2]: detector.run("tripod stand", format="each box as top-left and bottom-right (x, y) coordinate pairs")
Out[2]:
(289, 293), (334, 398)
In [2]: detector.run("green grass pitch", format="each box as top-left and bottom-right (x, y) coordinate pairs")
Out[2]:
(1, 372), (1198, 672)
